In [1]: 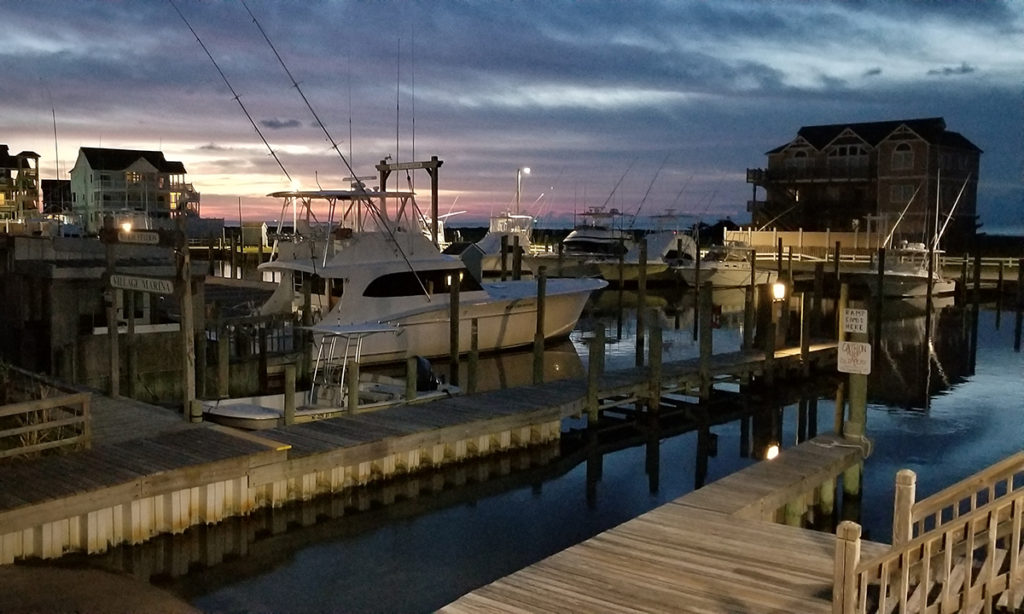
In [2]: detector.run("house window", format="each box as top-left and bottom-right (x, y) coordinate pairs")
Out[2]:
(828, 145), (869, 171)
(890, 184), (916, 204)
(126, 171), (142, 184)
(892, 143), (914, 170)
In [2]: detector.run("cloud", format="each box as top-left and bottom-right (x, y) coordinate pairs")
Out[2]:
(260, 118), (302, 130)
(927, 62), (977, 77)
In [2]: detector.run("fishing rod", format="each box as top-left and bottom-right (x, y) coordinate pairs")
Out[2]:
(933, 173), (972, 251)
(169, 0), (292, 185)
(599, 158), (637, 209)
(239, 0), (431, 298)
(629, 153), (670, 229)
(881, 182), (923, 248)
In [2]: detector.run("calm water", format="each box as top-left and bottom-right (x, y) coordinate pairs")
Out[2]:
(87, 288), (1024, 613)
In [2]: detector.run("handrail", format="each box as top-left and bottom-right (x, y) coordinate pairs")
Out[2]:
(0, 392), (92, 460)
(835, 454), (1024, 613)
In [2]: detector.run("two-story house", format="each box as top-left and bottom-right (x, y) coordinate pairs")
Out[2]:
(69, 147), (200, 234)
(0, 145), (41, 220)
(747, 118), (981, 251)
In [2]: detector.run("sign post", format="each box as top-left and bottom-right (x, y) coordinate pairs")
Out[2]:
(839, 306), (870, 501)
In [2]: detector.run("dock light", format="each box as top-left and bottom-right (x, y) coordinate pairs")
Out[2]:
(120, 221), (132, 233)
(765, 443), (780, 460)
(771, 281), (787, 301)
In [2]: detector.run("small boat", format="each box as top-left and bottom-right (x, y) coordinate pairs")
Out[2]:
(257, 188), (606, 365)
(675, 242), (777, 288)
(203, 323), (455, 429)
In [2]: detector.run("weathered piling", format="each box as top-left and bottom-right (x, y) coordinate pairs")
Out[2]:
(698, 282), (713, 399)
(468, 318), (479, 393)
(635, 239), (647, 366)
(449, 273), (460, 387)
(648, 320), (662, 411)
(587, 326), (605, 423)
(533, 267), (546, 384)
(284, 364), (296, 425)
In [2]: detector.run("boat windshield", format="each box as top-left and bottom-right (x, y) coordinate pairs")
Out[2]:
(363, 268), (483, 297)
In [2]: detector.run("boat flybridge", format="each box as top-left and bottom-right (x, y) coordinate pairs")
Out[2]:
(257, 188), (606, 365)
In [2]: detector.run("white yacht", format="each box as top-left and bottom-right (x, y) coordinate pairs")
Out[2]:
(525, 206), (634, 277)
(594, 230), (696, 284)
(853, 242), (956, 298)
(474, 210), (534, 275)
(257, 189), (606, 365)
(675, 242), (777, 288)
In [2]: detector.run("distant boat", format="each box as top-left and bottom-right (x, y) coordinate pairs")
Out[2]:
(257, 188), (606, 365)
(851, 242), (956, 298)
(474, 210), (534, 275)
(525, 206), (634, 278)
(675, 242), (777, 288)
(594, 230), (696, 285)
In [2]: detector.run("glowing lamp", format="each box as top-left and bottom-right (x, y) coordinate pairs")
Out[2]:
(771, 282), (786, 301)
(120, 222), (132, 233)
(765, 444), (780, 460)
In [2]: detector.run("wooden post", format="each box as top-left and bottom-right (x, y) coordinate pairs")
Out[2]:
(178, 223), (196, 420)
(819, 477), (836, 518)
(468, 318), (479, 393)
(500, 234), (508, 281)
(217, 323), (229, 398)
(692, 245), (701, 341)
(800, 291), (811, 377)
(586, 327), (605, 423)
(972, 253), (982, 304)
(126, 291), (137, 398)
(698, 282), (713, 399)
(283, 364), (296, 425)
(776, 237), (783, 279)
(960, 254), (968, 304)
(104, 218), (120, 397)
(833, 520), (862, 614)
(834, 241), (841, 281)
(229, 235), (237, 279)
(635, 239), (648, 367)
(533, 267), (546, 384)
(346, 360), (360, 413)
(784, 495), (805, 527)
(512, 235), (522, 280)
(258, 325), (268, 394)
(302, 278), (312, 383)
(843, 322), (868, 499)
(812, 262), (824, 337)
(449, 272), (461, 387)
(405, 356), (417, 402)
(648, 321), (662, 411)
(892, 469), (917, 547)
(763, 321), (776, 386)
(207, 238), (216, 276)
(742, 285), (755, 351)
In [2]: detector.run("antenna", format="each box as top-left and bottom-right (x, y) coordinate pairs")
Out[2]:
(396, 37), (400, 166)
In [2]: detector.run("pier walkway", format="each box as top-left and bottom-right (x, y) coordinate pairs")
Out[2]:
(441, 433), (889, 614)
(1, 342), (836, 564)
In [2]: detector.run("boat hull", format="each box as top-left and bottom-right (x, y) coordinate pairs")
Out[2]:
(317, 278), (606, 364)
(677, 264), (777, 288)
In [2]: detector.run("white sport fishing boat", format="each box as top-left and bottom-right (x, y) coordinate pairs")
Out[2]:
(854, 242), (956, 298)
(474, 210), (534, 275)
(593, 230), (696, 285)
(257, 189), (606, 365)
(675, 242), (777, 288)
(525, 206), (634, 278)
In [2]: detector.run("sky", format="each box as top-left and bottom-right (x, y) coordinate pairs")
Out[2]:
(3, 0), (1023, 231)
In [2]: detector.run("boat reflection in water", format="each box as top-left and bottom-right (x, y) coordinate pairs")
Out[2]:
(868, 295), (971, 409)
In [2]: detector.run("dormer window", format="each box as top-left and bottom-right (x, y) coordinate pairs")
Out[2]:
(892, 143), (913, 170)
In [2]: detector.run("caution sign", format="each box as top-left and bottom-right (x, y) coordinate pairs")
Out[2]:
(838, 341), (871, 375)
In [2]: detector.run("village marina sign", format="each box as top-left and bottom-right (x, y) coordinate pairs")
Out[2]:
(108, 274), (176, 295)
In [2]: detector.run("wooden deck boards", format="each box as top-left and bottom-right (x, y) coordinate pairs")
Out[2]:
(441, 434), (886, 614)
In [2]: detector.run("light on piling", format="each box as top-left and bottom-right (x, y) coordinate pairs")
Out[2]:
(765, 443), (780, 460)
(772, 282), (787, 301)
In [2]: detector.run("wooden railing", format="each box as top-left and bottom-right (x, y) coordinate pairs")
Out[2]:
(0, 392), (92, 460)
(834, 453), (1024, 613)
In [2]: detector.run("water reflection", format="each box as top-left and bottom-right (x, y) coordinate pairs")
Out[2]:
(47, 286), (1024, 614)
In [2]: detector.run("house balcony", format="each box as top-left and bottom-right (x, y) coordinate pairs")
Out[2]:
(747, 163), (875, 185)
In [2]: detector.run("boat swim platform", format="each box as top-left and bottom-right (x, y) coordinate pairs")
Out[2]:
(0, 342), (837, 564)
(440, 433), (888, 614)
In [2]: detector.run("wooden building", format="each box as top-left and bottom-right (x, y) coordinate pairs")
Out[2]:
(69, 147), (201, 235)
(0, 144), (40, 220)
(747, 117), (981, 251)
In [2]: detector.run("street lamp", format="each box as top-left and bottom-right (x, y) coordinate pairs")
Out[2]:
(515, 167), (531, 214)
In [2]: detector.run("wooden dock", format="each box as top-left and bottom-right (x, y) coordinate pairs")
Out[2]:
(0, 342), (836, 564)
(441, 434), (889, 614)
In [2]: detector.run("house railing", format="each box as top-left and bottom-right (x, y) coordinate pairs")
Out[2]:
(0, 392), (92, 460)
(834, 453), (1024, 613)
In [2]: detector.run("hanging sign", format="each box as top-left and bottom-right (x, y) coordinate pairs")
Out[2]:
(109, 274), (176, 295)
(838, 341), (872, 375)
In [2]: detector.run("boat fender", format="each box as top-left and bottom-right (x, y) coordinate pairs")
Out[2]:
(415, 355), (440, 392)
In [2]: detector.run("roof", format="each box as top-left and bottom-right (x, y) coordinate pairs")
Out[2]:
(78, 147), (187, 173)
(766, 117), (982, 154)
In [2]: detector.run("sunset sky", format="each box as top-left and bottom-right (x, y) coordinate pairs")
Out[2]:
(4, 0), (1023, 231)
